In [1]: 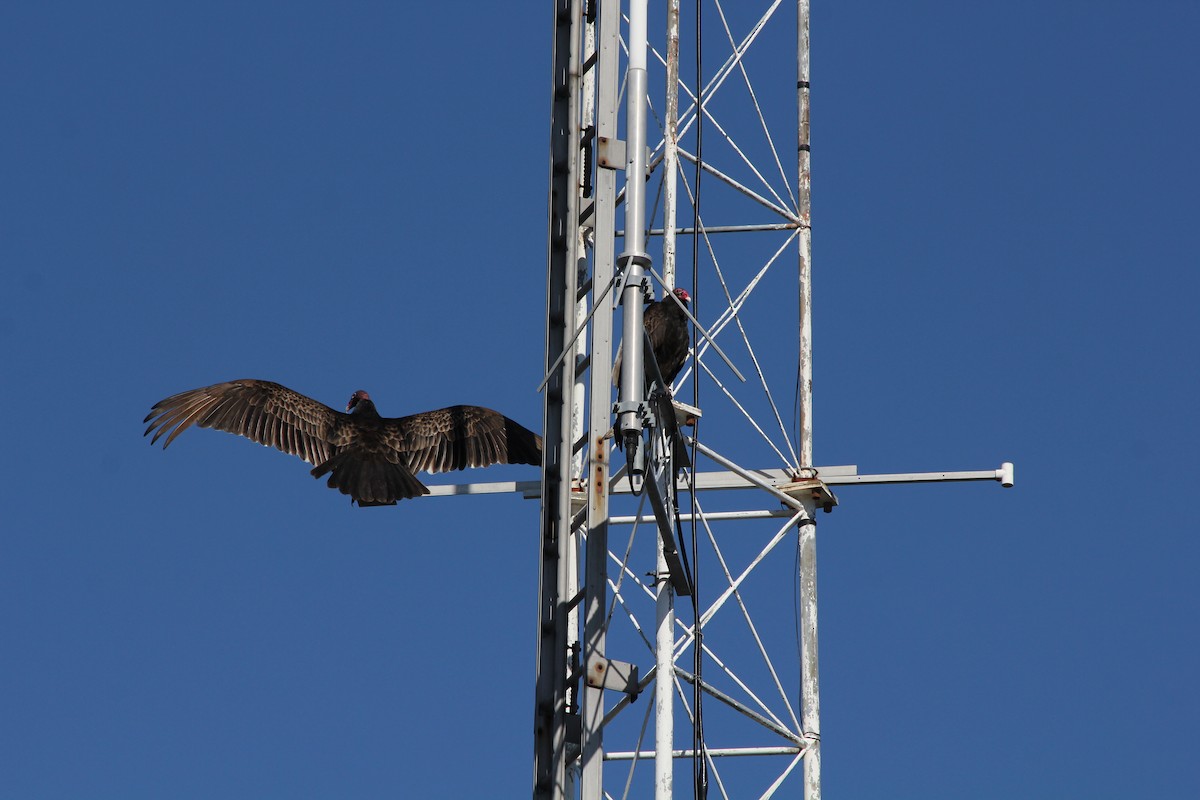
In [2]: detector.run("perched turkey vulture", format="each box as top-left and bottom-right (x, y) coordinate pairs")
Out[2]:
(613, 287), (692, 392)
(144, 380), (543, 506)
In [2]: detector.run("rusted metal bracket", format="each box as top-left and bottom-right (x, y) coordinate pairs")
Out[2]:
(781, 475), (838, 513)
(585, 655), (641, 701)
(596, 136), (651, 171)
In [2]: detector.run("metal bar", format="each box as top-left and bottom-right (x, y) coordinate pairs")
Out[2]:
(611, 509), (792, 524)
(565, 16), (599, 799)
(420, 464), (1011, 498)
(711, 0), (796, 210)
(534, 0), (584, 797)
(616, 0), (651, 452)
(684, 261), (802, 467)
(674, 227), (799, 390)
(643, 455), (692, 596)
(700, 505), (802, 732)
(796, 1), (813, 472)
(641, 222), (802, 235)
(662, 0), (681, 292)
(695, 508), (805, 630)
(425, 480), (540, 497)
(693, 353), (794, 465)
(796, 11), (818, 797)
(619, 695), (657, 800)
(619, 4), (679, 797)
(655, 535), (675, 799)
(822, 466), (1015, 486)
(606, 747), (804, 761)
(798, 498), (820, 800)
(671, 1), (785, 155)
(535, 270), (619, 393)
(580, 0), (623, 797)
(760, 751), (805, 800)
(676, 667), (806, 746)
(678, 147), (799, 223)
(686, 438), (805, 512)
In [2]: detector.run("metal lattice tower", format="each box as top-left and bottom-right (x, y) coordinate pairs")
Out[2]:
(530, 2), (1014, 799)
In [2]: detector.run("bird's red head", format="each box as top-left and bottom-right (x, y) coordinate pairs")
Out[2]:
(673, 288), (690, 303)
(347, 390), (371, 412)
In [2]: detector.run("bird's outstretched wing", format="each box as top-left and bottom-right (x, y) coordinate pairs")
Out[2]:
(144, 379), (341, 468)
(383, 405), (543, 475)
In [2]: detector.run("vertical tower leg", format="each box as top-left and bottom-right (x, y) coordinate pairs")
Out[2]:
(535, 1), (584, 798)
(798, 502), (820, 800)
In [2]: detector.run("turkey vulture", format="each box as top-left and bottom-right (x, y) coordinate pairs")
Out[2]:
(613, 287), (692, 392)
(144, 380), (543, 506)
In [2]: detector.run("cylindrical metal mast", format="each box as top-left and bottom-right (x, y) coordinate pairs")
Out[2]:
(581, 0), (622, 798)
(654, 545), (675, 799)
(797, 2), (813, 469)
(616, 0), (651, 453)
(662, 0), (681, 292)
(657, 3), (682, 799)
(796, 3), (820, 800)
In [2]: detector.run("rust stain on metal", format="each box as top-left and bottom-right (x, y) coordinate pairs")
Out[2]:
(594, 436), (609, 494)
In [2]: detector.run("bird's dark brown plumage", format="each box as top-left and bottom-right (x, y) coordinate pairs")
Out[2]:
(144, 380), (543, 506)
(613, 287), (692, 391)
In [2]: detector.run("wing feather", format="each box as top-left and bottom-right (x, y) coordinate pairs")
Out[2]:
(144, 379), (341, 467)
(382, 405), (542, 475)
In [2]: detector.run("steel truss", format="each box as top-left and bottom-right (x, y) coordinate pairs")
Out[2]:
(528, 2), (1009, 799)
(535, 1), (821, 798)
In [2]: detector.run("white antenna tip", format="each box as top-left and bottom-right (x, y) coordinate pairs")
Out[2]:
(998, 462), (1015, 488)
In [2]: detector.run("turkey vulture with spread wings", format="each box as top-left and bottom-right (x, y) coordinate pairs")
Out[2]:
(144, 380), (542, 506)
(613, 287), (691, 391)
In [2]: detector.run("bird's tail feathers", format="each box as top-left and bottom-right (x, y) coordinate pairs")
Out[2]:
(311, 450), (429, 507)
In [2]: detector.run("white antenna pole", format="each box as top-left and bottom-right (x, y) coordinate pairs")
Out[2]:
(615, 0), (650, 454)
(662, 0), (681, 293)
(656, 2), (682, 800)
(796, 3), (821, 800)
(797, 0), (813, 470)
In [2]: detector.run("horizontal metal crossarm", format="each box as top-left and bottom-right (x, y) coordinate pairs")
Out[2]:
(611, 508), (792, 524)
(420, 462), (1013, 498)
(606, 746), (803, 761)
(642, 222), (803, 235)
(825, 462), (1015, 488)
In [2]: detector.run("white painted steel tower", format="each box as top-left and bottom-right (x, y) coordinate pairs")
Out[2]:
(531, 2), (1013, 799)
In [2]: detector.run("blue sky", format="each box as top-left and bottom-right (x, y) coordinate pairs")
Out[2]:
(2, 2), (1198, 798)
